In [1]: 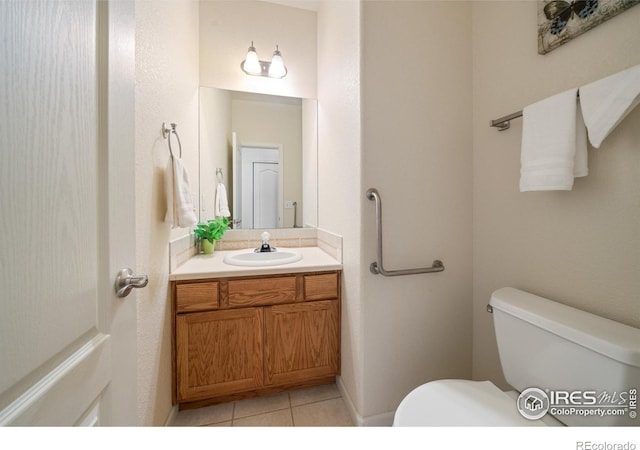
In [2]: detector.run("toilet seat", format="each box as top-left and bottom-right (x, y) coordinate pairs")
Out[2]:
(393, 379), (556, 426)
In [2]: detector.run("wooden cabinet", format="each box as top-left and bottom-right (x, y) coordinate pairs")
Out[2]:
(264, 300), (339, 385)
(227, 276), (297, 307)
(175, 281), (219, 313)
(175, 308), (262, 402)
(171, 270), (341, 408)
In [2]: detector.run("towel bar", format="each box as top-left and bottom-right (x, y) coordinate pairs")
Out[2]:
(491, 92), (580, 131)
(162, 122), (182, 158)
(490, 110), (522, 131)
(366, 188), (444, 277)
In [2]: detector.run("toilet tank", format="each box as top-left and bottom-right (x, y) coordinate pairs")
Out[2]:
(490, 287), (640, 426)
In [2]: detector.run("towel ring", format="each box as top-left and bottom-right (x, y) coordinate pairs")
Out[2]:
(162, 122), (182, 159)
(216, 168), (223, 183)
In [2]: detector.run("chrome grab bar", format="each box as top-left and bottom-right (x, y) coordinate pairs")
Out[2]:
(366, 188), (444, 277)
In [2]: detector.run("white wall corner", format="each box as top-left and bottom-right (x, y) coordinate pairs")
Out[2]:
(336, 376), (394, 426)
(316, 228), (343, 263)
(169, 233), (196, 272)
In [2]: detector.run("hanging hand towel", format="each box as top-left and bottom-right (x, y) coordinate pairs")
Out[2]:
(520, 88), (588, 192)
(164, 157), (198, 228)
(574, 105), (588, 178)
(579, 63), (640, 148)
(214, 182), (231, 218)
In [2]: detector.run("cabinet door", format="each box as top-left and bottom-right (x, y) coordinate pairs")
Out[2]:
(176, 309), (263, 402)
(264, 300), (339, 385)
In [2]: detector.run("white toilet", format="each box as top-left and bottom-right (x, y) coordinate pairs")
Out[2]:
(393, 287), (640, 426)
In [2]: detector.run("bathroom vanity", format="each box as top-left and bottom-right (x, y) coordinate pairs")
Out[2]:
(169, 247), (342, 409)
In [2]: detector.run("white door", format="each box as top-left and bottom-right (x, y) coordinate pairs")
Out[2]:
(253, 162), (280, 229)
(238, 145), (281, 228)
(0, 0), (138, 426)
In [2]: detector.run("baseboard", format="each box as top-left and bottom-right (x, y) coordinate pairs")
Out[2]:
(336, 377), (394, 427)
(164, 404), (178, 426)
(335, 376), (361, 426)
(362, 410), (395, 426)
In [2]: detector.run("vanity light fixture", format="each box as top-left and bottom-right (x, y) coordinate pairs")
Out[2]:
(240, 42), (288, 79)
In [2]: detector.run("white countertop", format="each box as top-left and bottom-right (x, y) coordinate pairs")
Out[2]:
(169, 247), (342, 281)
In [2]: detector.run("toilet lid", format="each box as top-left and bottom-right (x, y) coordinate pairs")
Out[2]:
(393, 379), (549, 426)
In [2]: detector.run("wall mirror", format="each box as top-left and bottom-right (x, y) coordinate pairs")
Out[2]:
(199, 86), (318, 229)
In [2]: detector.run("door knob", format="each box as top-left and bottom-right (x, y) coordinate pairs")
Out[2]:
(114, 268), (149, 298)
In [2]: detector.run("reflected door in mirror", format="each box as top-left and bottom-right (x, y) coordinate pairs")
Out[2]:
(253, 162), (279, 228)
(238, 146), (282, 229)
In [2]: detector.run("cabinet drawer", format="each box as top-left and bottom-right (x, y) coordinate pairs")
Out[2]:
(176, 281), (219, 313)
(228, 276), (296, 307)
(304, 273), (339, 301)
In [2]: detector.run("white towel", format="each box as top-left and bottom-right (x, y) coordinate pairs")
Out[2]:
(520, 88), (588, 192)
(165, 157), (198, 228)
(579, 63), (640, 148)
(574, 105), (588, 178)
(214, 182), (231, 218)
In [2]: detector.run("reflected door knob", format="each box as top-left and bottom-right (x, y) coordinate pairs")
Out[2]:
(114, 268), (149, 298)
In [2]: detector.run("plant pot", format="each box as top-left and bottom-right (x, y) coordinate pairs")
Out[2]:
(202, 239), (215, 254)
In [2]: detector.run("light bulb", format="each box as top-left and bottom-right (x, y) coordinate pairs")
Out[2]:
(268, 46), (287, 78)
(242, 42), (262, 75)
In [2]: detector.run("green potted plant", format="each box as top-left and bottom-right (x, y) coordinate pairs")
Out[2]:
(193, 217), (229, 254)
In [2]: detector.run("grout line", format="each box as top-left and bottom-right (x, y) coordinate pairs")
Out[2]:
(176, 386), (344, 427)
(231, 401), (236, 426)
(288, 392), (295, 427)
(233, 406), (291, 421)
(290, 394), (342, 409)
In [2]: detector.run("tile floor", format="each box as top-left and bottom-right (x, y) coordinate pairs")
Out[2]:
(171, 383), (354, 427)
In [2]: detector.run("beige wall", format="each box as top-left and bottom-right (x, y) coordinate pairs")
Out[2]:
(316, 0), (363, 422)
(360, 1), (473, 422)
(302, 98), (319, 228)
(200, 0), (317, 98)
(199, 87), (232, 222)
(472, 2), (640, 388)
(135, 0), (200, 425)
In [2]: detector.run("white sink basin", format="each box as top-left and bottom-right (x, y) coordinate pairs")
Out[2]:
(223, 250), (303, 267)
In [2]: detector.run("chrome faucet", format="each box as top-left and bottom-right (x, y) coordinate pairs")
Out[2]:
(255, 231), (277, 253)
